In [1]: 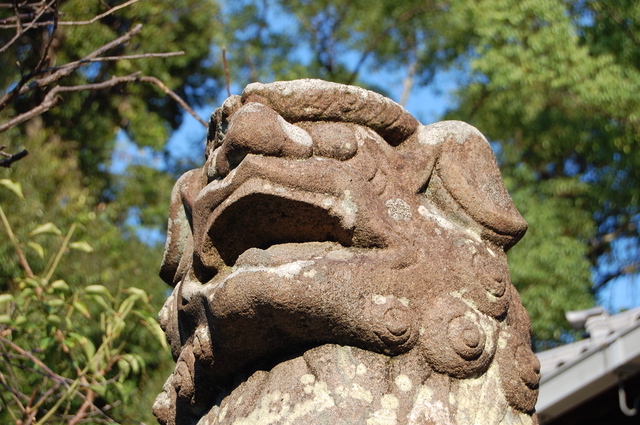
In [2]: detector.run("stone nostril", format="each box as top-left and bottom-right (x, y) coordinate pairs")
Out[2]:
(212, 145), (248, 179)
(226, 148), (247, 171)
(214, 145), (231, 178)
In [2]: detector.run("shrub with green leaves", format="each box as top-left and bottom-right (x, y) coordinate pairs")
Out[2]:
(0, 181), (168, 424)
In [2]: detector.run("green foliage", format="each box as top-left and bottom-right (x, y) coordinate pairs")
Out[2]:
(0, 1), (219, 422)
(0, 132), (174, 422)
(0, 181), (169, 424)
(1, 0), (221, 194)
(219, 0), (449, 93)
(439, 0), (640, 343)
(505, 168), (595, 347)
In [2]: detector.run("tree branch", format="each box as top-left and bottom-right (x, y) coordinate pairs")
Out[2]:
(0, 22), (143, 111)
(67, 377), (96, 425)
(0, 337), (73, 388)
(400, 58), (418, 107)
(592, 261), (640, 293)
(0, 205), (35, 279)
(600, 4), (640, 51)
(222, 46), (231, 97)
(0, 336), (113, 424)
(38, 50), (185, 77)
(0, 0), (141, 28)
(138, 75), (207, 127)
(0, 0), (57, 54)
(0, 71), (206, 135)
(0, 369), (26, 418)
(57, 0), (140, 26)
(0, 147), (29, 167)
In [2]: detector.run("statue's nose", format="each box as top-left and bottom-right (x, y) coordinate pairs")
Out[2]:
(211, 102), (313, 178)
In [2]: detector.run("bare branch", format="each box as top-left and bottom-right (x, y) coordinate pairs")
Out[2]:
(28, 381), (63, 420)
(592, 261), (640, 293)
(0, 23), (143, 110)
(0, 370), (26, 418)
(0, 9), (203, 134)
(0, 0), (58, 111)
(28, 0), (60, 97)
(0, 337), (73, 388)
(0, 0), (141, 29)
(0, 0), (57, 54)
(0, 73), (136, 134)
(67, 377), (96, 425)
(0, 71), (207, 134)
(26, 23), (142, 93)
(138, 75), (208, 127)
(0, 336), (114, 424)
(0, 3), (43, 9)
(0, 13), (35, 27)
(57, 0), (140, 26)
(41, 51), (185, 74)
(0, 147), (29, 167)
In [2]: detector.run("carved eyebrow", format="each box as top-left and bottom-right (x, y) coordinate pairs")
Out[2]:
(240, 79), (420, 147)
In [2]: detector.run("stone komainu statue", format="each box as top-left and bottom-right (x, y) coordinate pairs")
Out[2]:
(153, 80), (540, 425)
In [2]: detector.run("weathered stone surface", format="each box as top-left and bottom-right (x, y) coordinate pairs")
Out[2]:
(153, 79), (538, 425)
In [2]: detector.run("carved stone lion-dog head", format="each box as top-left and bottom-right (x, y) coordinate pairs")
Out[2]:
(153, 80), (539, 425)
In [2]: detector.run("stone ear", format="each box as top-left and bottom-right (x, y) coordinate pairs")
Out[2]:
(159, 169), (206, 286)
(416, 121), (527, 249)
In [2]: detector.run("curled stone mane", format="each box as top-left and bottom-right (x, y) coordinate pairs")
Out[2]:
(154, 79), (538, 425)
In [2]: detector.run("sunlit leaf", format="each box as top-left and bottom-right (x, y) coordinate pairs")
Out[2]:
(0, 179), (24, 199)
(27, 242), (45, 258)
(88, 294), (111, 311)
(72, 300), (90, 318)
(45, 299), (65, 308)
(141, 316), (169, 351)
(50, 280), (70, 292)
(46, 314), (62, 326)
(126, 287), (148, 299)
(69, 241), (94, 253)
(29, 222), (62, 237)
(84, 284), (113, 298)
(0, 293), (14, 307)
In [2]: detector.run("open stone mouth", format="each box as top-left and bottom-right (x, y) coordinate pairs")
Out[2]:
(196, 151), (383, 278)
(210, 192), (354, 266)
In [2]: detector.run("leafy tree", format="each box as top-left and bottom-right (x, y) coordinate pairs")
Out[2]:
(1, 178), (167, 424)
(440, 0), (640, 344)
(0, 0), (221, 213)
(217, 0), (450, 96)
(1, 0), (222, 422)
(0, 125), (177, 424)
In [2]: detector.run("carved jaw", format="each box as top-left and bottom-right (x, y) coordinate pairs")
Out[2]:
(191, 155), (362, 280)
(190, 123), (418, 283)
